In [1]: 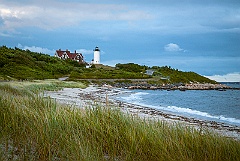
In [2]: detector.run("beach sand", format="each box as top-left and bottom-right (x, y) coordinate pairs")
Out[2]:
(45, 85), (240, 140)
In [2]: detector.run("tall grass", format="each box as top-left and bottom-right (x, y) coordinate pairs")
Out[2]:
(1, 79), (87, 93)
(0, 84), (240, 160)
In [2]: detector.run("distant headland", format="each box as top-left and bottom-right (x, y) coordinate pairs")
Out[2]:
(0, 45), (238, 90)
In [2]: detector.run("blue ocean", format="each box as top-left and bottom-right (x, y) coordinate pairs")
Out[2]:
(114, 83), (240, 127)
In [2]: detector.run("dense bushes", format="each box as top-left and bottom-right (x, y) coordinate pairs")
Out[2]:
(0, 46), (79, 80)
(116, 63), (148, 73)
(69, 68), (150, 79)
(69, 63), (150, 80)
(152, 66), (217, 84)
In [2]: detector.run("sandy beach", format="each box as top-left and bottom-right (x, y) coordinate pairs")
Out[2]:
(45, 85), (240, 140)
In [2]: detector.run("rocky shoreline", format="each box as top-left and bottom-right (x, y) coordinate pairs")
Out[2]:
(72, 78), (239, 90)
(45, 85), (240, 140)
(117, 83), (237, 90)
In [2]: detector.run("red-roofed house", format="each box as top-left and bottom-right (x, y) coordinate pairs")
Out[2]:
(55, 49), (84, 63)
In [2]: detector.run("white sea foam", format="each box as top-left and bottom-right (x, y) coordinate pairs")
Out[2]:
(164, 105), (240, 125)
(118, 92), (240, 126)
(121, 92), (149, 102)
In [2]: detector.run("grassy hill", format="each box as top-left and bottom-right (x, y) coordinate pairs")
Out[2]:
(0, 46), (216, 84)
(150, 66), (217, 84)
(0, 46), (82, 80)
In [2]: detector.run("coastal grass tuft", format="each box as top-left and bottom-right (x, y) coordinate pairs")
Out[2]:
(0, 84), (240, 160)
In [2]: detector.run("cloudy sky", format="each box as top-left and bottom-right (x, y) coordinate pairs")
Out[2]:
(1, 0), (240, 81)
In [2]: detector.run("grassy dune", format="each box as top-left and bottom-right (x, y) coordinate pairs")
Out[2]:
(0, 82), (240, 160)
(0, 79), (87, 92)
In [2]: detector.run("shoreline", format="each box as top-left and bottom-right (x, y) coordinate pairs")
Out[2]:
(126, 83), (237, 90)
(72, 79), (239, 90)
(45, 85), (240, 140)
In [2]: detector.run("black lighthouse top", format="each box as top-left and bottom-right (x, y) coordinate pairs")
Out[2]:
(94, 46), (100, 51)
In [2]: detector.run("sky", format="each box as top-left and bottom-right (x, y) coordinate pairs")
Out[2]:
(1, 0), (240, 82)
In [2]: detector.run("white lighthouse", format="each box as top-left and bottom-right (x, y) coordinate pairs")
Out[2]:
(93, 46), (100, 64)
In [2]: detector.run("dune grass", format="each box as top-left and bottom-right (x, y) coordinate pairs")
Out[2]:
(1, 79), (87, 93)
(0, 84), (240, 160)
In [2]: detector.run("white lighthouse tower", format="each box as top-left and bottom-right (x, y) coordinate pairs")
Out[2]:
(93, 46), (100, 64)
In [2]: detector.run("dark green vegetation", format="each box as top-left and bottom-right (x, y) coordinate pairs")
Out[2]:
(69, 66), (150, 79)
(1, 83), (240, 160)
(0, 46), (83, 80)
(151, 66), (217, 84)
(0, 46), (216, 84)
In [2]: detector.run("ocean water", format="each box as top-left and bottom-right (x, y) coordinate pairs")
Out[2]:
(114, 83), (240, 127)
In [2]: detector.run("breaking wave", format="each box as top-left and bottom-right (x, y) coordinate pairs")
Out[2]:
(117, 91), (240, 126)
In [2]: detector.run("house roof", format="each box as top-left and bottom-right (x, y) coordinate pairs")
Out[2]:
(56, 49), (83, 59)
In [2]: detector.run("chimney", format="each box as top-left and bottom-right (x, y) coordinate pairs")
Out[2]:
(66, 49), (68, 51)
(75, 50), (76, 53)
(59, 49), (61, 51)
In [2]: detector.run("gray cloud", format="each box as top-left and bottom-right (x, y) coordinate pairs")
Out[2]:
(1, 0), (240, 35)
(17, 43), (55, 55)
(0, 1), (152, 32)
